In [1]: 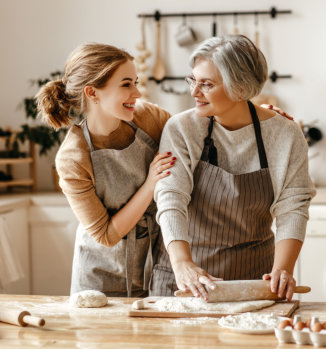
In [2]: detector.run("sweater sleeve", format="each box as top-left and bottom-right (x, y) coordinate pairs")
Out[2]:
(268, 121), (316, 243)
(55, 129), (121, 247)
(154, 113), (205, 248)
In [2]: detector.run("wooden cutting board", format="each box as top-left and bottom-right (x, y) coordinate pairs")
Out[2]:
(129, 297), (299, 318)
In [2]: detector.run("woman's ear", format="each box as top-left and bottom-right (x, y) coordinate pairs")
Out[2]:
(84, 86), (98, 103)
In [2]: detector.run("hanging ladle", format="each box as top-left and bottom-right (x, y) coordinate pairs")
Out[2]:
(152, 11), (165, 81)
(212, 14), (218, 37)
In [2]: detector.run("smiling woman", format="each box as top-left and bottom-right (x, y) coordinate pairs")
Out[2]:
(35, 42), (176, 297)
(150, 35), (315, 302)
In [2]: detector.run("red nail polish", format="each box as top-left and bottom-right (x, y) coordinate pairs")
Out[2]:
(166, 171), (171, 175)
(170, 161), (175, 165)
(172, 157), (176, 160)
(167, 152), (172, 155)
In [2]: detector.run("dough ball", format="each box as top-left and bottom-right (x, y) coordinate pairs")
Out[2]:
(132, 299), (144, 310)
(69, 290), (107, 308)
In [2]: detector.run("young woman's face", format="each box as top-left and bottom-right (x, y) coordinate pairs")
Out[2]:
(190, 58), (236, 117)
(95, 59), (141, 121)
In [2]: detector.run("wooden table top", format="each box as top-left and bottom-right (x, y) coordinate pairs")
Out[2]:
(0, 294), (325, 348)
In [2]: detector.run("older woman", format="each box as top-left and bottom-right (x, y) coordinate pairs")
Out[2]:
(150, 35), (315, 301)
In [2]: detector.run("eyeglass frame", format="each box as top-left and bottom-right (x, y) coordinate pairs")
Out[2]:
(184, 76), (217, 93)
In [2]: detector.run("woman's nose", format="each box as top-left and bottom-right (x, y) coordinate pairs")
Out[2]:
(191, 85), (202, 98)
(133, 86), (142, 98)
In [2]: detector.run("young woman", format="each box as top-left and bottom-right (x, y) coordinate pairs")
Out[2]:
(36, 43), (175, 297)
(150, 35), (315, 301)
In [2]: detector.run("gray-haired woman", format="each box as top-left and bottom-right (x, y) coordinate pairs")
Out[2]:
(150, 35), (315, 301)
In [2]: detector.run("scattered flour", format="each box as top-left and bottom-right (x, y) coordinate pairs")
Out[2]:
(218, 312), (279, 331)
(154, 297), (275, 314)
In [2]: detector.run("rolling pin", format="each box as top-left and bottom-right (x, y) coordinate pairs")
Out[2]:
(174, 280), (311, 303)
(0, 308), (45, 327)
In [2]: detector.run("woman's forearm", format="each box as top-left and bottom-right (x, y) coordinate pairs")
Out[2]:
(105, 182), (154, 244)
(272, 238), (303, 274)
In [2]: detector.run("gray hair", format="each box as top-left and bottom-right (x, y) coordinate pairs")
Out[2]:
(189, 35), (268, 101)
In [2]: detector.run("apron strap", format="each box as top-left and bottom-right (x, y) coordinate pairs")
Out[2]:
(247, 101), (269, 169)
(125, 227), (136, 297)
(82, 121), (95, 152)
(143, 214), (154, 291)
(200, 116), (218, 166)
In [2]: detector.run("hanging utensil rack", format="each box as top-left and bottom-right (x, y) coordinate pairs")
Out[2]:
(138, 7), (292, 85)
(137, 7), (291, 20)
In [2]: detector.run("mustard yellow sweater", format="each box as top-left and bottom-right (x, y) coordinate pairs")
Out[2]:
(55, 100), (170, 246)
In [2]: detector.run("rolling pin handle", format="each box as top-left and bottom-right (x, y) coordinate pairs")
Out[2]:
(294, 286), (311, 294)
(22, 315), (45, 327)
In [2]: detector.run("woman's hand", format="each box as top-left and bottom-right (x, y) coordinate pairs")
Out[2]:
(143, 152), (176, 192)
(263, 269), (296, 301)
(173, 260), (220, 300)
(261, 104), (294, 120)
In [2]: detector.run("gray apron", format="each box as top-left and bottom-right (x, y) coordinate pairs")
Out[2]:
(150, 101), (275, 296)
(71, 120), (160, 297)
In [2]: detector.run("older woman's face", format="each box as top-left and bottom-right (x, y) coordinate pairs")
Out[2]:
(191, 58), (236, 117)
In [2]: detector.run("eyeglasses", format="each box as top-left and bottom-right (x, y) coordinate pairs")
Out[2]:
(185, 76), (216, 93)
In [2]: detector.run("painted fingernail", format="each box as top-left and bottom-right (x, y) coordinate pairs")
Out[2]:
(172, 157), (176, 160)
(167, 152), (172, 155)
(166, 171), (171, 175)
(170, 161), (175, 165)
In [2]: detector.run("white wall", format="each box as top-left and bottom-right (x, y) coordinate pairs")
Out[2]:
(1, 0), (325, 189)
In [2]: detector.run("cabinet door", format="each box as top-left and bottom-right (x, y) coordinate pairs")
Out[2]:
(29, 206), (78, 295)
(0, 207), (30, 294)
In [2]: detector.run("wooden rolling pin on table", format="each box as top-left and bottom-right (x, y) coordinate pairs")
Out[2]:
(175, 280), (311, 303)
(0, 308), (45, 327)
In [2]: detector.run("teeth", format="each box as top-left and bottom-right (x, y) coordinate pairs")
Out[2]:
(123, 103), (135, 108)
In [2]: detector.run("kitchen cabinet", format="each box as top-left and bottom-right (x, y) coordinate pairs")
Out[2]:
(0, 206), (30, 294)
(295, 204), (326, 302)
(29, 205), (79, 296)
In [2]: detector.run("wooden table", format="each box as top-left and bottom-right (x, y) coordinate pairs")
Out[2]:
(0, 295), (325, 348)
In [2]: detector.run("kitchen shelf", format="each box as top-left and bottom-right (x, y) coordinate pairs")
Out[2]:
(0, 158), (33, 165)
(0, 130), (36, 192)
(0, 178), (34, 188)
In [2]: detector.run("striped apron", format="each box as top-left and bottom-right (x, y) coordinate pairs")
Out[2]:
(70, 121), (160, 297)
(150, 101), (275, 296)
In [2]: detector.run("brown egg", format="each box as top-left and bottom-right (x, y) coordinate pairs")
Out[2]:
(277, 319), (292, 329)
(294, 321), (306, 331)
(312, 323), (324, 332)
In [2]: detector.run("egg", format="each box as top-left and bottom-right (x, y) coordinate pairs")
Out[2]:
(277, 319), (292, 329)
(294, 321), (306, 331)
(311, 323), (324, 332)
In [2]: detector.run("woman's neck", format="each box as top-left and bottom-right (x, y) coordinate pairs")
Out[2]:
(86, 112), (121, 137)
(213, 101), (252, 131)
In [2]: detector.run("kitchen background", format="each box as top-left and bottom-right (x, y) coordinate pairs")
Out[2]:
(0, 0), (326, 300)
(0, 0), (325, 190)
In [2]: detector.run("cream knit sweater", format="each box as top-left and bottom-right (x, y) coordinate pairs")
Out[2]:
(154, 107), (316, 248)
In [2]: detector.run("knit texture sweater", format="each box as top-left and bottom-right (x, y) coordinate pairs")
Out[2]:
(55, 100), (170, 246)
(154, 107), (316, 248)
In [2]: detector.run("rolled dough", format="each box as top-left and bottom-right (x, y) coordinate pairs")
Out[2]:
(69, 290), (108, 308)
(155, 298), (275, 314)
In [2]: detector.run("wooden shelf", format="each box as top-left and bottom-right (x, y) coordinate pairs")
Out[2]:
(0, 130), (36, 192)
(0, 157), (33, 165)
(0, 178), (34, 188)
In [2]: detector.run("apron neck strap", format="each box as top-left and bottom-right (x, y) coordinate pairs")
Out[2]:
(200, 116), (218, 166)
(247, 101), (268, 169)
(82, 121), (95, 152)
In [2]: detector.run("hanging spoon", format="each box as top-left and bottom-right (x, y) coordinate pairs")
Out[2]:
(152, 13), (165, 81)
